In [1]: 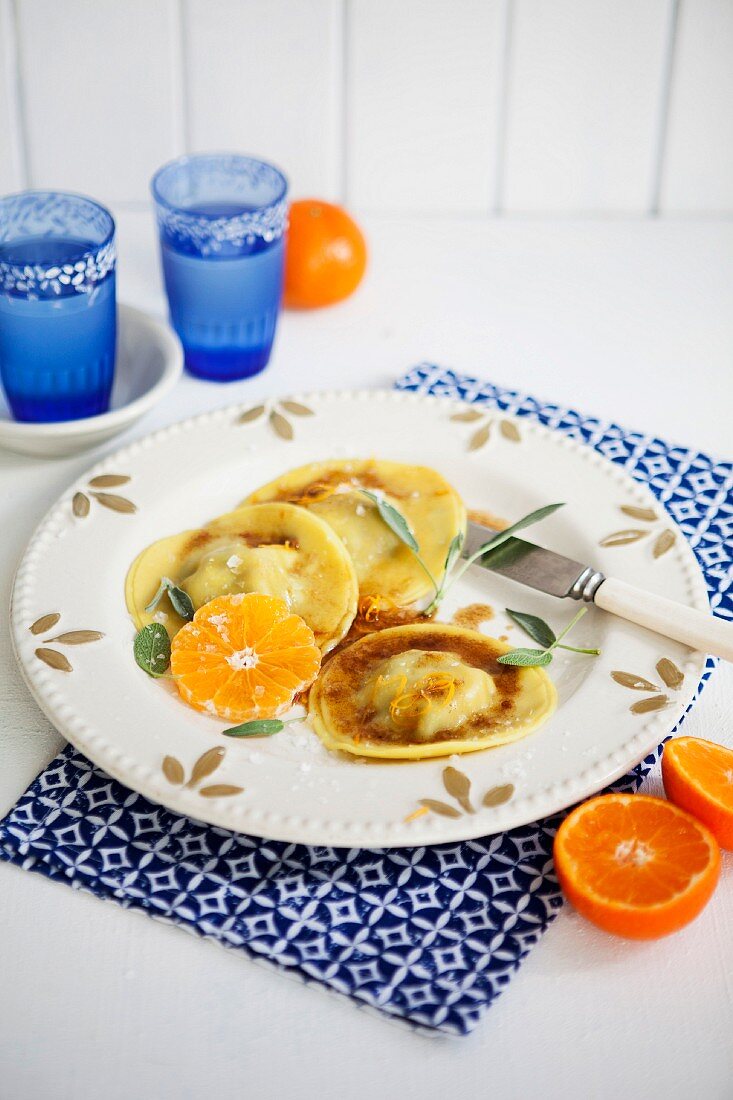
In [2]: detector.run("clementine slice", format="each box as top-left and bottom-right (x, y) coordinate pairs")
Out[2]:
(170, 593), (321, 723)
(554, 794), (720, 939)
(663, 736), (733, 849)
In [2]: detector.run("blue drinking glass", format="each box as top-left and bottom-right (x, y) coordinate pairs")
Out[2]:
(151, 154), (288, 382)
(0, 191), (116, 422)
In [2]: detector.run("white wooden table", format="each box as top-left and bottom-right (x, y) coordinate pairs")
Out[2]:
(1, 214), (732, 1099)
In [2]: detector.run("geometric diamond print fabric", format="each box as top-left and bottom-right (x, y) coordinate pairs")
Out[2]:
(1, 366), (728, 1035)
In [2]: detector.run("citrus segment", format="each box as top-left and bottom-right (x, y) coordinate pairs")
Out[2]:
(663, 736), (733, 849)
(554, 794), (720, 939)
(170, 593), (321, 722)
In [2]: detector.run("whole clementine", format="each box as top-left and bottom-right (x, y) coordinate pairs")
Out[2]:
(284, 200), (367, 309)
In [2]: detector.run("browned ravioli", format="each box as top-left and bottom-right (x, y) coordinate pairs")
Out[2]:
(309, 623), (557, 760)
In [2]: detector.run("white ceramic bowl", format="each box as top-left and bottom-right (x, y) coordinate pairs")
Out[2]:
(0, 303), (183, 457)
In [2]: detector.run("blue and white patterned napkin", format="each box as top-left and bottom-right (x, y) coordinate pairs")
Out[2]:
(2, 365), (730, 1036)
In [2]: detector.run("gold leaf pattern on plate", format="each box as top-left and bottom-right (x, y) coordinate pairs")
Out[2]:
(199, 784), (244, 798)
(500, 419), (521, 442)
(90, 491), (137, 514)
(468, 422), (491, 451)
(450, 409), (484, 423)
(269, 409), (293, 440)
(620, 505), (657, 522)
(35, 647), (72, 672)
(599, 529), (647, 547)
(442, 766), (473, 813)
(88, 474), (130, 488)
(482, 784), (515, 808)
(162, 756), (185, 785)
(419, 798), (462, 819)
(50, 630), (104, 645)
(188, 747), (225, 786)
(656, 657), (683, 690)
(239, 404), (266, 423)
(72, 492), (90, 518)
(630, 694), (669, 715)
(30, 613), (60, 635)
(653, 530), (676, 558)
(611, 671), (659, 692)
(279, 400), (314, 417)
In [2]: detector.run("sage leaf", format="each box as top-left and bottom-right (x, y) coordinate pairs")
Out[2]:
(444, 531), (464, 574)
(144, 580), (167, 613)
(222, 719), (285, 737)
(474, 502), (565, 560)
(134, 623), (171, 677)
(497, 647), (553, 667)
(145, 577), (194, 620)
(166, 584), (195, 621)
(506, 609), (556, 648)
(360, 489), (419, 553)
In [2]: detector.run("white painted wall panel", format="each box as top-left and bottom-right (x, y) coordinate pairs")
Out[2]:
(0, 0), (24, 193)
(661, 0), (733, 212)
(185, 0), (342, 200)
(16, 0), (182, 204)
(503, 0), (670, 212)
(347, 0), (505, 213)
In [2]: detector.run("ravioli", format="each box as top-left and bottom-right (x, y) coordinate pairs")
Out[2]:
(244, 459), (465, 606)
(309, 623), (557, 759)
(125, 502), (358, 653)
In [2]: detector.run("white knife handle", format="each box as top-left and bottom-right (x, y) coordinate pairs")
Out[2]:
(594, 577), (733, 662)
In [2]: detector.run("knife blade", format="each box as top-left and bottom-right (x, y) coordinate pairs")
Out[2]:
(462, 519), (604, 601)
(461, 517), (733, 661)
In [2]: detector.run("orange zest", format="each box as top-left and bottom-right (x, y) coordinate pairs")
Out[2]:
(359, 594), (398, 623)
(170, 593), (321, 723)
(554, 794), (720, 939)
(387, 673), (457, 728)
(284, 199), (367, 309)
(663, 736), (733, 849)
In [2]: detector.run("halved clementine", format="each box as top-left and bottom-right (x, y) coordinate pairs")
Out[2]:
(663, 736), (733, 849)
(170, 593), (321, 723)
(554, 794), (720, 939)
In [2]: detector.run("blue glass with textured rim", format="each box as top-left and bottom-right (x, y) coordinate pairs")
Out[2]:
(151, 154), (288, 382)
(0, 191), (116, 422)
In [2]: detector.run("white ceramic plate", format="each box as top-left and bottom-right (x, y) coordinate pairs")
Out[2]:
(0, 304), (182, 457)
(10, 390), (708, 847)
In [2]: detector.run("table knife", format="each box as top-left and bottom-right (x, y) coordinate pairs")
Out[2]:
(463, 519), (733, 662)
